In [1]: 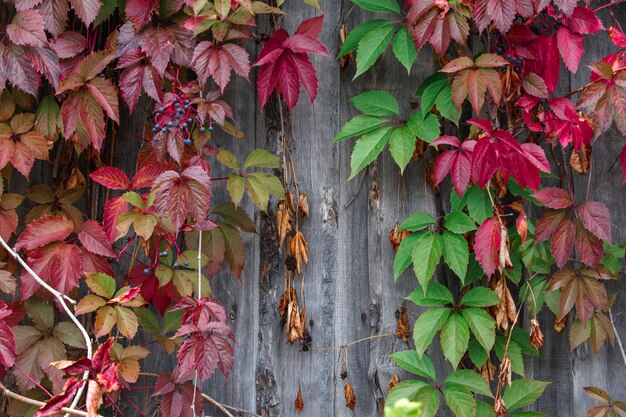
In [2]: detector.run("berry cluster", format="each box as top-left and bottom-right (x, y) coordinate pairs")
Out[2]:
(531, 15), (562, 35)
(150, 92), (214, 146)
(504, 53), (524, 72)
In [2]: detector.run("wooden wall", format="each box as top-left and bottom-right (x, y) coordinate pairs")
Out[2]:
(107, 1), (626, 416)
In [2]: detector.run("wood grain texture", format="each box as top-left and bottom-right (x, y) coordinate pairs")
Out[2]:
(100, 3), (626, 417)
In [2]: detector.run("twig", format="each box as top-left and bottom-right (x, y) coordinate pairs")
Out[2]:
(608, 309), (626, 370)
(0, 382), (103, 417)
(221, 404), (263, 417)
(0, 237), (93, 415)
(313, 333), (397, 352)
(201, 393), (235, 417)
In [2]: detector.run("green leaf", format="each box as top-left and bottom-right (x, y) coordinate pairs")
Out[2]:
(85, 273), (116, 299)
(495, 336), (525, 376)
(24, 297), (54, 331)
(467, 336), (488, 368)
(163, 309), (184, 334)
(245, 173), (269, 211)
(444, 370), (493, 397)
(412, 307), (451, 358)
(349, 90), (399, 116)
(407, 281), (454, 306)
(464, 257), (485, 287)
(406, 112), (440, 143)
(386, 380), (430, 406)
(227, 174), (245, 206)
(217, 149), (240, 169)
(442, 383), (476, 417)
(411, 232), (443, 290)
(243, 149), (280, 169)
(210, 203), (256, 233)
(392, 28), (417, 73)
(467, 186), (492, 224)
(502, 380), (549, 412)
(35, 95), (62, 137)
(461, 287), (501, 307)
(121, 191), (144, 209)
(349, 126), (393, 178)
(461, 308), (496, 352)
(440, 313), (470, 369)
(414, 386), (440, 417)
(389, 351), (437, 380)
(352, 0), (401, 14)
(389, 127), (416, 173)
(354, 23), (396, 78)
(334, 115), (390, 142)
(477, 400), (496, 417)
(418, 73), (448, 115)
(135, 307), (161, 336)
(398, 211), (436, 232)
(435, 84), (462, 125)
(394, 232), (422, 279)
(444, 211), (476, 234)
(442, 231), (469, 281)
(338, 20), (391, 56)
(450, 187), (470, 211)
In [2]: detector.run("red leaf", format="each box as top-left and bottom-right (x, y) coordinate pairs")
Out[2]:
(575, 221), (604, 268)
(608, 26), (626, 48)
(90, 166), (131, 190)
(430, 136), (475, 197)
(126, 0), (159, 30)
(533, 187), (573, 209)
(577, 200), (612, 242)
(551, 217), (576, 268)
(103, 196), (129, 242)
(78, 220), (115, 257)
(15, 215), (74, 251)
(441, 57), (474, 73)
(564, 7), (603, 35)
(51, 31), (87, 59)
(191, 42), (250, 93)
(283, 34), (329, 56)
(34, 378), (83, 417)
(69, 0), (101, 26)
(535, 209), (566, 242)
(487, 0), (516, 33)
(153, 373), (202, 417)
(21, 242), (83, 299)
(38, 0), (69, 38)
(557, 27), (584, 73)
(3, 44), (41, 96)
(7, 10), (48, 48)
(131, 163), (166, 190)
(474, 217), (501, 276)
(85, 77), (120, 123)
(295, 15), (324, 37)
(171, 296), (227, 328)
(0, 302), (16, 369)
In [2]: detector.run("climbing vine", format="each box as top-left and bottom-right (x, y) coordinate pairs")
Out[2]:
(335, 0), (626, 416)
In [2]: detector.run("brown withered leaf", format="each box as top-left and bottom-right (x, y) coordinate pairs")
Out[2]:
(339, 23), (354, 71)
(297, 193), (309, 218)
(396, 305), (410, 342)
(295, 388), (304, 413)
(286, 301), (306, 344)
(276, 200), (292, 248)
(344, 382), (356, 410)
(570, 143), (592, 174)
(387, 373), (399, 392)
(492, 274), (516, 332)
(498, 223), (512, 271)
(285, 191), (296, 213)
(510, 202), (528, 245)
(493, 170), (508, 199)
(530, 318), (544, 349)
(494, 398), (507, 417)
(389, 223), (410, 253)
(554, 314), (568, 333)
(481, 360), (496, 383)
(289, 230), (310, 274)
(413, 138), (427, 161)
(278, 287), (297, 318)
(499, 355), (512, 387)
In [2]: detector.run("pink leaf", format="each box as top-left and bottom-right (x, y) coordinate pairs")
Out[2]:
(551, 217), (575, 268)
(15, 215), (74, 251)
(103, 196), (129, 242)
(474, 217), (501, 277)
(78, 220), (116, 257)
(90, 166), (131, 190)
(533, 187), (573, 209)
(295, 15), (324, 37)
(557, 27), (584, 73)
(564, 6), (603, 35)
(131, 163), (166, 190)
(68, 0), (101, 26)
(7, 9), (48, 48)
(577, 200), (612, 242)
(50, 31), (87, 59)
(126, 0), (159, 30)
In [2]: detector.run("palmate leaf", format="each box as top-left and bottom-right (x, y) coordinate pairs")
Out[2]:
(442, 383), (475, 417)
(407, 281), (454, 307)
(338, 19), (391, 57)
(392, 28), (417, 73)
(354, 23), (396, 78)
(349, 90), (399, 116)
(386, 380), (431, 407)
(444, 370), (493, 397)
(411, 232), (443, 290)
(349, 126), (394, 178)
(389, 351), (437, 380)
(442, 231), (469, 281)
(461, 308), (496, 352)
(334, 115), (391, 142)
(440, 312), (470, 369)
(412, 307), (451, 358)
(389, 126), (416, 173)
(352, 0), (400, 14)
(502, 380), (549, 412)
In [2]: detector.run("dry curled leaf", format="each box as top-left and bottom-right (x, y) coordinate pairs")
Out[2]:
(387, 373), (399, 392)
(530, 318), (544, 349)
(554, 314), (568, 333)
(339, 23), (354, 71)
(295, 388), (304, 413)
(494, 398), (507, 417)
(493, 170), (508, 199)
(276, 200), (292, 248)
(492, 274), (516, 332)
(499, 355), (512, 387)
(498, 223), (512, 271)
(297, 192), (309, 218)
(481, 360), (496, 383)
(570, 143), (592, 174)
(344, 382), (356, 411)
(286, 300), (306, 344)
(285, 191), (296, 213)
(278, 287), (297, 318)
(396, 305), (410, 342)
(389, 223), (410, 253)
(289, 230), (309, 274)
